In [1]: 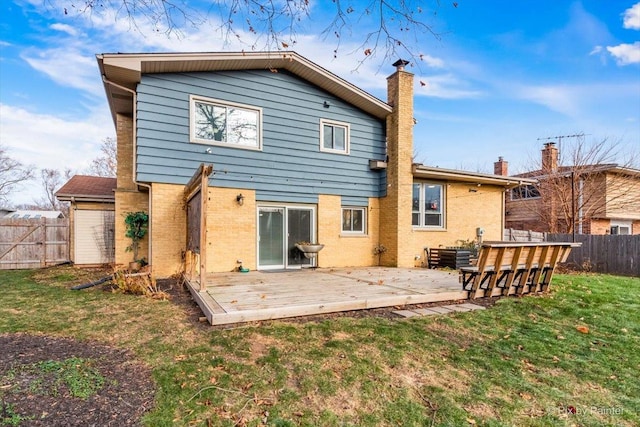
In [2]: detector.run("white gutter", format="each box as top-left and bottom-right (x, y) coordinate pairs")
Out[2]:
(101, 76), (153, 268)
(412, 165), (536, 188)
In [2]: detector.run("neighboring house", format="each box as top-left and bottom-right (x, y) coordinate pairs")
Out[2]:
(98, 51), (532, 278)
(55, 175), (116, 265)
(4, 210), (64, 219)
(500, 143), (640, 235)
(0, 208), (16, 217)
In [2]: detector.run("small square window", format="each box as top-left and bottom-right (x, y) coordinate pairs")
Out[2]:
(320, 119), (350, 154)
(342, 207), (366, 234)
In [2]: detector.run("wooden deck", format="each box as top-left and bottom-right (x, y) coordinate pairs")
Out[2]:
(186, 267), (469, 325)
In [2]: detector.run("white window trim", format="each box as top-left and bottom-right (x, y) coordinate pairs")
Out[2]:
(341, 206), (367, 235)
(320, 119), (350, 155)
(412, 182), (445, 229)
(610, 219), (632, 235)
(189, 94), (263, 151)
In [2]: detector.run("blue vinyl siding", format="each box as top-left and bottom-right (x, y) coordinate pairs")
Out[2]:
(136, 70), (387, 200)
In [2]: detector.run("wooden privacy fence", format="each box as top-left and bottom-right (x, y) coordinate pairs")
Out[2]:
(0, 218), (69, 270)
(503, 228), (546, 242)
(547, 234), (640, 277)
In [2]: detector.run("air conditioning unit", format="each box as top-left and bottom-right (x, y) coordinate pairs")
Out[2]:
(369, 160), (388, 170)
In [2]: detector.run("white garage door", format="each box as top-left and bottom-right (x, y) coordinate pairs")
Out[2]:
(75, 210), (115, 265)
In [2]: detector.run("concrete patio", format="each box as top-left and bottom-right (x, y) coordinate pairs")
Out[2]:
(186, 267), (470, 325)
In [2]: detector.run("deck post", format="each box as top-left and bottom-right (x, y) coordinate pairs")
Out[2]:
(183, 163), (213, 291)
(199, 165), (212, 291)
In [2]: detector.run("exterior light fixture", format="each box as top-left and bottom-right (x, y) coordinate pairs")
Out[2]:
(323, 101), (330, 108)
(236, 193), (245, 206)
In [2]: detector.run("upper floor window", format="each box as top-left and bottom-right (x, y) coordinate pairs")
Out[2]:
(320, 119), (350, 154)
(511, 184), (540, 200)
(412, 182), (444, 228)
(342, 207), (366, 234)
(190, 95), (262, 150)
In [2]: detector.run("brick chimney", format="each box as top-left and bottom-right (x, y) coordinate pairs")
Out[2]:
(542, 142), (559, 172)
(494, 156), (508, 176)
(379, 59), (414, 267)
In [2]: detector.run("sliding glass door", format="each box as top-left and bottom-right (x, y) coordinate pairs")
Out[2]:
(258, 205), (315, 270)
(258, 207), (285, 269)
(287, 208), (312, 267)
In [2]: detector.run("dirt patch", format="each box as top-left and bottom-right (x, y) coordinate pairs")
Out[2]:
(156, 278), (211, 330)
(0, 334), (155, 427)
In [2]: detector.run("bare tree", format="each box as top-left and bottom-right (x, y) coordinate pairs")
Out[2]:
(88, 137), (117, 177)
(0, 144), (34, 204)
(33, 168), (74, 213)
(517, 136), (640, 234)
(59, 0), (449, 66)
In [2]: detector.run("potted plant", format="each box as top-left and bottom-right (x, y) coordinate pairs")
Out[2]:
(124, 211), (149, 271)
(295, 241), (325, 259)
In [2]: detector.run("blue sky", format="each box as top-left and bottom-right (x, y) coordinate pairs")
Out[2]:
(1, 0), (639, 206)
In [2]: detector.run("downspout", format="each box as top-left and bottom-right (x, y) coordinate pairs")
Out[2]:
(101, 76), (153, 268)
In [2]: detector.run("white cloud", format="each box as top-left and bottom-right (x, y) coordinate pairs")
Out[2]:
(50, 23), (78, 36)
(512, 80), (640, 120)
(21, 48), (102, 95)
(589, 45), (603, 55)
(623, 2), (640, 30)
(419, 54), (445, 69)
(0, 103), (113, 204)
(416, 73), (484, 99)
(515, 84), (581, 117)
(606, 41), (640, 65)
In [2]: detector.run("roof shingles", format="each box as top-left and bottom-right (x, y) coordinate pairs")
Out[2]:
(55, 175), (116, 201)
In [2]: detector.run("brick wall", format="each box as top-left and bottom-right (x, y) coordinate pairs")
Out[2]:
(200, 191), (384, 272)
(318, 196), (380, 267)
(114, 191), (148, 267)
(150, 183), (186, 277)
(114, 113), (149, 268)
(116, 114), (136, 191)
(408, 183), (505, 264)
(206, 187), (257, 273)
(379, 67), (414, 267)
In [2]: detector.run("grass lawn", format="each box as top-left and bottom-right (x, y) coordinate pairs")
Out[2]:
(1, 267), (638, 426)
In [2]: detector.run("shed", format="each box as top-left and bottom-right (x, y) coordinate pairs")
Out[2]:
(55, 175), (116, 265)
